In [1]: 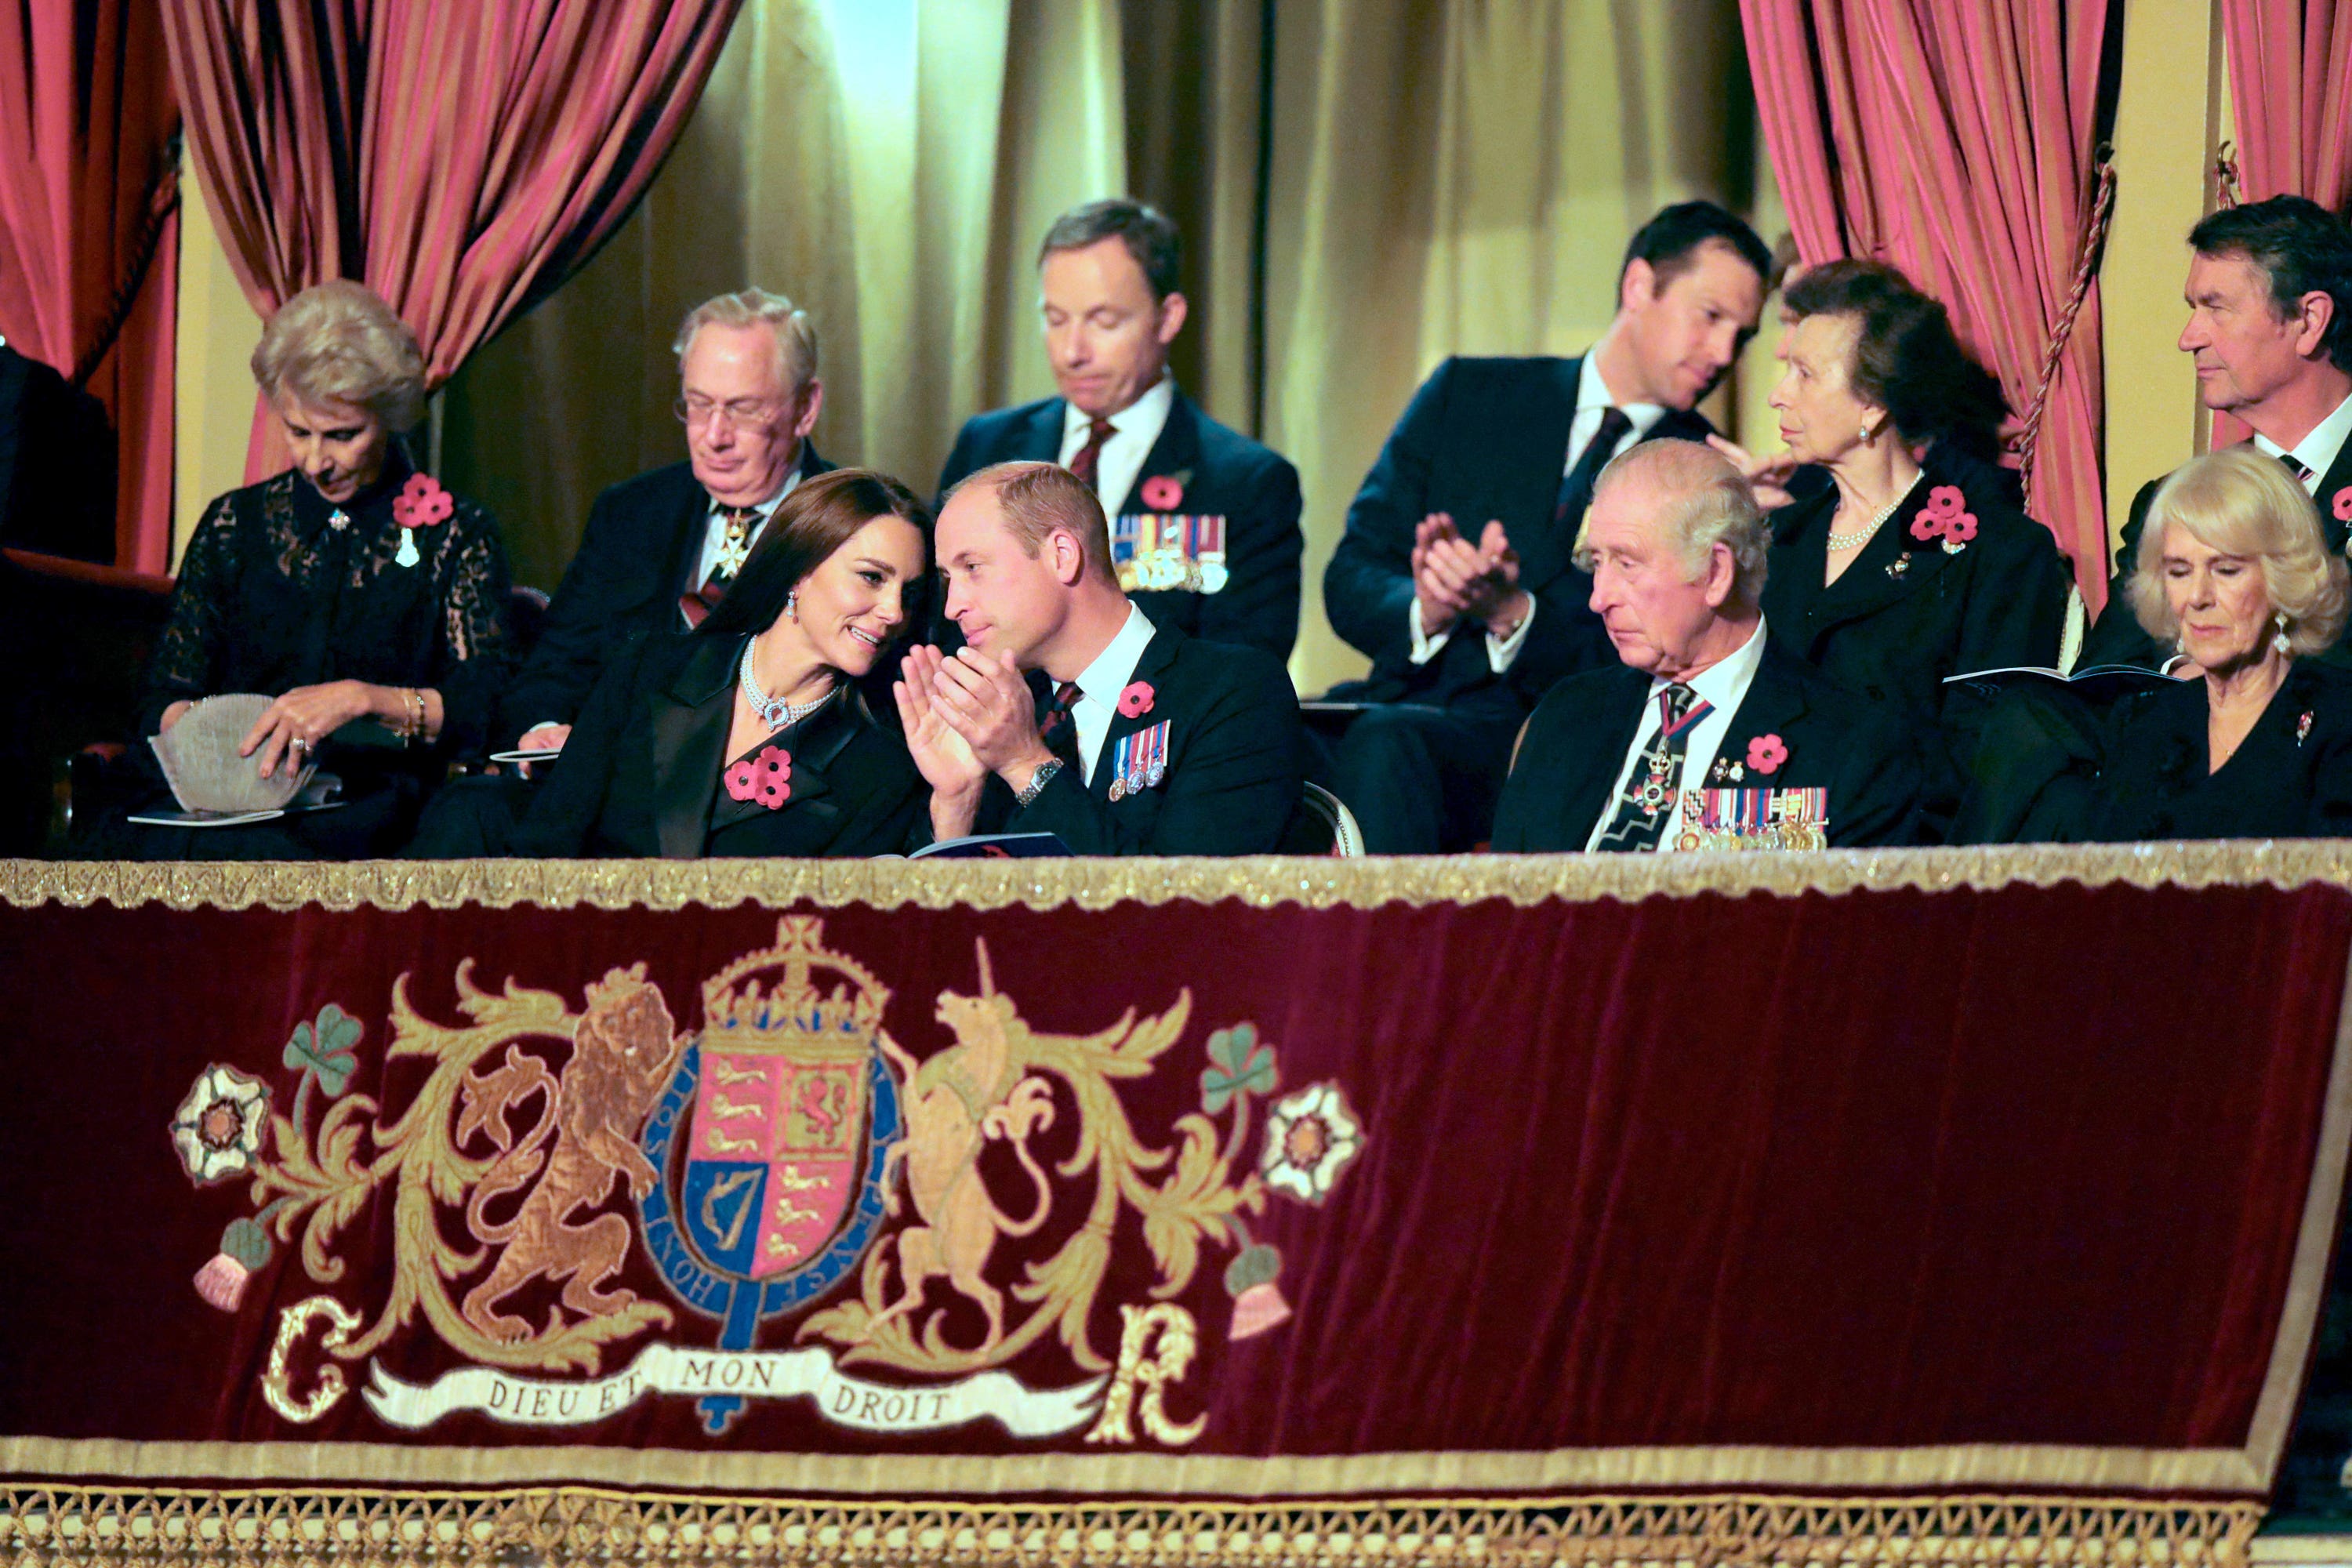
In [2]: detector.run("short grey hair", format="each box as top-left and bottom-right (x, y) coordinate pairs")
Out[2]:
(249, 280), (427, 434)
(1576, 438), (1770, 604)
(672, 288), (818, 390)
(2128, 445), (2350, 655)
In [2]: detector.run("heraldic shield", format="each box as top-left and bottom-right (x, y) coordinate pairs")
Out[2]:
(640, 916), (901, 1431)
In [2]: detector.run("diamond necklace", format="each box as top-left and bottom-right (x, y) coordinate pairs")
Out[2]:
(1825, 473), (1923, 552)
(738, 638), (834, 731)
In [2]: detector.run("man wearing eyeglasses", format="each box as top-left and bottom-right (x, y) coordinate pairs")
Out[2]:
(494, 289), (833, 754)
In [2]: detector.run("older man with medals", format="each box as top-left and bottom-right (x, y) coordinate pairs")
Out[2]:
(1492, 440), (1923, 853)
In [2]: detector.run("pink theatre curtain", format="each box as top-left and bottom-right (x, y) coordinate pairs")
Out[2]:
(2221, 0), (2352, 211)
(1742, 0), (2118, 609)
(0, 1), (182, 574)
(159, 0), (743, 484)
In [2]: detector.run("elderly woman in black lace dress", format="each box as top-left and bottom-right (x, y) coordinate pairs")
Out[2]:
(114, 280), (513, 858)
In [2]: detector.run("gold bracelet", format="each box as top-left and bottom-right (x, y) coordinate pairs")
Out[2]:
(402, 688), (424, 744)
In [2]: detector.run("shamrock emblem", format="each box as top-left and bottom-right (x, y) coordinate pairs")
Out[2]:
(1141, 474), (1184, 511)
(724, 744), (793, 808)
(1908, 484), (1977, 553)
(1747, 733), (1788, 775)
(1117, 681), (1156, 718)
(1201, 1022), (1277, 1113)
(391, 473), (455, 530)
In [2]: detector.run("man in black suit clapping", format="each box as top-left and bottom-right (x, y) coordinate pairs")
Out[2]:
(1493, 440), (1921, 853)
(937, 199), (1303, 661)
(898, 461), (1301, 855)
(1319, 201), (1772, 851)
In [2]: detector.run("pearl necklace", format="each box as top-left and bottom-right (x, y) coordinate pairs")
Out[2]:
(738, 639), (833, 731)
(1825, 474), (1923, 552)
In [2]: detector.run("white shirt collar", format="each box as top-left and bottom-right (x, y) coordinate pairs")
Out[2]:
(1578, 336), (1670, 431)
(1071, 601), (1157, 710)
(1063, 373), (1176, 442)
(2252, 389), (2352, 492)
(1653, 614), (1769, 711)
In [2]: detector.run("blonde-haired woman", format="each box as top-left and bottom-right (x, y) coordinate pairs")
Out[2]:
(2088, 447), (2352, 840)
(121, 280), (514, 858)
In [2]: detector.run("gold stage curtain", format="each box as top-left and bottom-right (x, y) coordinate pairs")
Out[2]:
(440, 0), (1757, 695)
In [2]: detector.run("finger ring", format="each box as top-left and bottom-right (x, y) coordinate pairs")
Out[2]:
(290, 737), (307, 752)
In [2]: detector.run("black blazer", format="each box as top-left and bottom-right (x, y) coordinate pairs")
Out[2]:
(509, 632), (925, 858)
(0, 343), (114, 564)
(936, 390), (1303, 660)
(1761, 451), (2072, 725)
(1323, 354), (1715, 713)
(2084, 659), (2352, 841)
(2079, 437), (2352, 670)
(496, 446), (834, 747)
(986, 622), (1303, 855)
(1491, 634), (1925, 851)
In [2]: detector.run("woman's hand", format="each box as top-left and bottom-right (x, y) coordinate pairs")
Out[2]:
(158, 700), (194, 734)
(1706, 434), (1802, 510)
(239, 680), (380, 779)
(895, 645), (988, 813)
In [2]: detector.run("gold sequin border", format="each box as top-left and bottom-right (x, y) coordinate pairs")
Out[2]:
(0, 1486), (2267, 1566)
(11, 840), (2352, 912)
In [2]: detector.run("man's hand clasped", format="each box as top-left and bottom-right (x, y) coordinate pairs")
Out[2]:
(1413, 513), (1528, 640)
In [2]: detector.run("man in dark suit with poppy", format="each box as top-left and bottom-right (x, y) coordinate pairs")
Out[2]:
(1494, 440), (1922, 852)
(2082, 197), (2352, 671)
(1319, 201), (1773, 851)
(898, 459), (1301, 855)
(935, 198), (1303, 661)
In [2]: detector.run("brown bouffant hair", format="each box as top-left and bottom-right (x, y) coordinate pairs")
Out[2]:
(943, 460), (1118, 586)
(1783, 259), (2010, 465)
(695, 468), (933, 642)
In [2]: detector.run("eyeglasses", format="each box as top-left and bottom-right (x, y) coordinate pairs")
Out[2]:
(674, 396), (782, 430)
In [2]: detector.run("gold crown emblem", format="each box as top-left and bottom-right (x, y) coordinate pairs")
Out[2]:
(699, 916), (889, 1061)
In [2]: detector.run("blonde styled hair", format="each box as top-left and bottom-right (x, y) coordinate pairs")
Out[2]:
(673, 288), (818, 390)
(249, 280), (427, 434)
(1577, 438), (1771, 606)
(945, 460), (1118, 586)
(2127, 446), (2350, 655)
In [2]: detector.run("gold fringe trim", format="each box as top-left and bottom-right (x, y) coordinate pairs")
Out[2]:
(9, 840), (2352, 912)
(0, 1487), (2267, 1566)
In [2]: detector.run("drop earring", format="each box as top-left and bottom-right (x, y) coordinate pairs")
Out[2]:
(786, 588), (800, 622)
(2274, 610), (2292, 655)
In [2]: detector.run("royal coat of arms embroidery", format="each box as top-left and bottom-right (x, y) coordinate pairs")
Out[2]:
(172, 918), (1363, 1445)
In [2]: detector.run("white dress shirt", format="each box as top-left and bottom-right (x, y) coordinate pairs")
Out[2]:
(689, 459), (809, 601)
(1583, 617), (1770, 853)
(2252, 388), (2352, 495)
(1059, 375), (1176, 517)
(1058, 602), (1158, 785)
(1409, 345), (1668, 673)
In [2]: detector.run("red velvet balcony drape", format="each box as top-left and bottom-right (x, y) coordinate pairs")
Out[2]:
(0, 0), (182, 572)
(158, 0), (742, 483)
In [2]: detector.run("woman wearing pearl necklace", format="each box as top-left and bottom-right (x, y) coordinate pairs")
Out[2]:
(509, 470), (931, 858)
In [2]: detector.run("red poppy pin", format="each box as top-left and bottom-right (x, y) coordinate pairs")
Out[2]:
(2333, 487), (2352, 524)
(1141, 474), (1184, 511)
(392, 473), (455, 529)
(1747, 734), (1788, 775)
(724, 745), (792, 809)
(1117, 681), (1156, 719)
(1908, 484), (1976, 553)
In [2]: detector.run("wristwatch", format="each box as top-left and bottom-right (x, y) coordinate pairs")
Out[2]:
(1015, 758), (1064, 808)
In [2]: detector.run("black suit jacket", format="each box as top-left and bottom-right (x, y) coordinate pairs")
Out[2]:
(1491, 635), (1925, 851)
(0, 343), (114, 563)
(2080, 436), (2352, 670)
(1323, 354), (1715, 715)
(496, 446), (834, 747)
(985, 622), (1303, 855)
(936, 390), (1303, 659)
(509, 632), (924, 858)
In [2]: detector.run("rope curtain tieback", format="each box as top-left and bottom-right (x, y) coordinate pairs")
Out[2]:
(2215, 139), (2243, 209)
(2016, 146), (2118, 509)
(72, 128), (183, 390)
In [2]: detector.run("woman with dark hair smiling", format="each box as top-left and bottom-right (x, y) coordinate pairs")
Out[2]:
(508, 469), (932, 858)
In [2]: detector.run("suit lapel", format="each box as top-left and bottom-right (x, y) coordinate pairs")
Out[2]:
(1109, 393), (1202, 521)
(648, 638), (738, 858)
(2313, 436), (2352, 551)
(1088, 625), (1182, 793)
(1790, 475), (1964, 652)
(1708, 644), (1812, 782)
(1561, 669), (1653, 851)
(1508, 358), (1588, 596)
(663, 470), (717, 602)
(1018, 401), (1068, 464)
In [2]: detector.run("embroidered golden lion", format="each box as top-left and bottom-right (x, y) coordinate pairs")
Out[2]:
(458, 964), (684, 1344)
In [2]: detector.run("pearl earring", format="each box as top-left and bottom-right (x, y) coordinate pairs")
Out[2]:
(2274, 610), (2292, 656)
